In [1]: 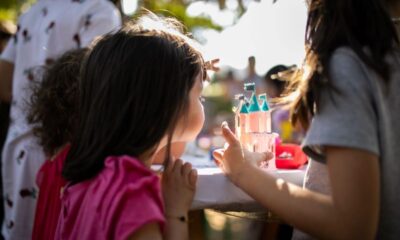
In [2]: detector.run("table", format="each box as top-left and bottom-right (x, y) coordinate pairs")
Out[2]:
(179, 152), (307, 211)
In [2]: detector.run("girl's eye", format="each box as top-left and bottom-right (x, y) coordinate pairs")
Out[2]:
(199, 96), (205, 103)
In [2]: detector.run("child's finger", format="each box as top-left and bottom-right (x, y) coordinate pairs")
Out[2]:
(189, 169), (198, 187)
(181, 162), (192, 177)
(164, 155), (175, 173)
(221, 121), (239, 146)
(172, 158), (183, 173)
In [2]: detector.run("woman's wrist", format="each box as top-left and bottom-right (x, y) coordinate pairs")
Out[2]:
(231, 162), (256, 187)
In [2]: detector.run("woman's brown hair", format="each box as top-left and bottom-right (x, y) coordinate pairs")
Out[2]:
(286, 0), (399, 130)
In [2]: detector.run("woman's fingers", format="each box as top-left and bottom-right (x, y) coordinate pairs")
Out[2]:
(256, 152), (275, 166)
(213, 149), (225, 167)
(221, 121), (239, 147)
(264, 152), (275, 161)
(213, 149), (224, 161)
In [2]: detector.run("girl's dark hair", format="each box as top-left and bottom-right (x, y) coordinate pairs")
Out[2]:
(27, 48), (88, 156)
(63, 14), (204, 183)
(286, 0), (399, 129)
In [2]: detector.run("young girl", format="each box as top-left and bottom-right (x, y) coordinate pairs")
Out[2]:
(214, 0), (400, 239)
(27, 48), (87, 240)
(56, 15), (207, 240)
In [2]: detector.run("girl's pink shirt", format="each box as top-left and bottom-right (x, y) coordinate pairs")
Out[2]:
(55, 155), (165, 240)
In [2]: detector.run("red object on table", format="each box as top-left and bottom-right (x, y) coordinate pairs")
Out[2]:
(275, 144), (308, 169)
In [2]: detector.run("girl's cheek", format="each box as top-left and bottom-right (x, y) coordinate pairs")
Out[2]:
(188, 101), (205, 137)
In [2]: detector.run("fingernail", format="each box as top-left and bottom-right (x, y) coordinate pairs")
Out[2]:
(221, 121), (228, 129)
(224, 142), (229, 149)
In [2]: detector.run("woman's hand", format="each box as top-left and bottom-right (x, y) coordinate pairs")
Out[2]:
(162, 158), (197, 219)
(212, 122), (274, 185)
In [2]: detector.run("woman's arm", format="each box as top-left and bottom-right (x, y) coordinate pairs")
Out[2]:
(215, 124), (380, 239)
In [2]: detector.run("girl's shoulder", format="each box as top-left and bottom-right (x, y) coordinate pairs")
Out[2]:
(330, 46), (400, 72)
(64, 155), (160, 205)
(327, 47), (377, 92)
(329, 47), (363, 70)
(328, 46), (400, 92)
(59, 156), (164, 239)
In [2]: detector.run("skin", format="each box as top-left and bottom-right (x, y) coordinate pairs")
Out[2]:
(213, 123), (379, 239)
(152, 142), (187, 165)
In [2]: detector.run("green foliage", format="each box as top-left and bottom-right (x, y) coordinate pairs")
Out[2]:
(0, 9), (16, 21)
(0, 0), (17, 21)
(0, 0), (17, 9)
(140, 0), (223, 32)
(0, 0), (36, 21)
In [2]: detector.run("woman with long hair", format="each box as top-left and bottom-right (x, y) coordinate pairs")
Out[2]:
(214, 0), (400, 238)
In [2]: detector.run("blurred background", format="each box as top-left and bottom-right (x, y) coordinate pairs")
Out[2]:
(0, 1), (307, 239)
(0, 0), (307, 142)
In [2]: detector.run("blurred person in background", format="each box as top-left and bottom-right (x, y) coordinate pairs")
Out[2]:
(0, 0), (121, 239)
(0, 20), (16, 240)
(215, 0), (400, 239)
(245, 56), (265, 92)
(264, 64), (303, 144)
(221, 69), (243, 100)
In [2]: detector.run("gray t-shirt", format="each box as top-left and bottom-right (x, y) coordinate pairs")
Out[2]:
(301, 47), (400, 239)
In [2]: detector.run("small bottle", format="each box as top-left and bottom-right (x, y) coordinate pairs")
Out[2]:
(239, 100), (250, 145)
(258, 94), (271, 133)
(234, 94), (248, 142)
(244, 83), (261, 133)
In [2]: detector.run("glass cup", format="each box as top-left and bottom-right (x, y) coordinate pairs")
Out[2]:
(242, 132), (278, 170)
